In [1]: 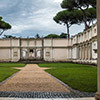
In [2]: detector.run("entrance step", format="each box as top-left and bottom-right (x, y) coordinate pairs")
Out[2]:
(19, 60), (44, 64)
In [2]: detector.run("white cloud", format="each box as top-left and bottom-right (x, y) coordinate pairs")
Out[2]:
(0, 0), (84, 37)
(54, 0), (63, 3)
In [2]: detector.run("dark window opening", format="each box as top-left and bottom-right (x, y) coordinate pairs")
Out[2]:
(93, 49), (97, 53)
(30, 49), (34, 53)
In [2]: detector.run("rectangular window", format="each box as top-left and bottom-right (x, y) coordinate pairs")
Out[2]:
(14, 52), (18, 57)
(46, 52), (50, 56)
(94, 29), (96, 33)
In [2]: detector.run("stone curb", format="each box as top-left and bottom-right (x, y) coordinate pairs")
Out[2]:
(0, 71), (19, 86)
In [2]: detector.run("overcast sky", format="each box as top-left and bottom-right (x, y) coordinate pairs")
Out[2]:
(0, 0), (84, 38)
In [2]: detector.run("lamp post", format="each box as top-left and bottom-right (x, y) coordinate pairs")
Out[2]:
(95, 0), (100, 100)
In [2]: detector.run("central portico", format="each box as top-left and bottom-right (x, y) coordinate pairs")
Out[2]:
(21, 48), (43, 60)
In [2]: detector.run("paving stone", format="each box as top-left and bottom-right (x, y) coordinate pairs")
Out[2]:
(0, 91), (95, 98)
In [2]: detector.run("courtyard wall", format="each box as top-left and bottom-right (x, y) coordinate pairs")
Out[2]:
(0, 23), (97, 64)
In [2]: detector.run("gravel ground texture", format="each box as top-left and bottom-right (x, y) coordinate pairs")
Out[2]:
(0, 64), (70, 92)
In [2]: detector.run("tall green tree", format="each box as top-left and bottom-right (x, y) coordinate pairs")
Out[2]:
(86, 8), (96, 26)
(61, 0), (96, 29)
(3, 35), (16, 39)
(60, 33), (68, 38)
(0, 17), (11, 36)
(89, 0), (96, 8)
(53, 10), (82, 38)
(45, 34), (60, 38)
(35, 34), (40, 38)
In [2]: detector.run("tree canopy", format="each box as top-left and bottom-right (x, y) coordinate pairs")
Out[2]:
(45, 33), (69, 38)
(61, 0), (96, 29)
(53, 10), (82, 38)
(35, 34), (40, 39)
(61, 0), (96, 10)
(45, 34), (60, 38)
(0, 17), (11, 36)
(86, 8), (96, 26)
(60, 33), (68, 38)
(3, 35), (16, 39)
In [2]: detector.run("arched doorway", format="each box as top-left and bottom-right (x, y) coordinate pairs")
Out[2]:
(36, 49), (42, 59)
(29, 49), (35, 59)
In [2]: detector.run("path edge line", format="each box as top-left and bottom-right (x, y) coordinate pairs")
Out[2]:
(0, 71), (20, 86)
(44, 70), (95, 97)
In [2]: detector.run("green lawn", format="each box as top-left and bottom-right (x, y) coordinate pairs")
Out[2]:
(38, 63), (97, 92)
(0, 63), (25, 82)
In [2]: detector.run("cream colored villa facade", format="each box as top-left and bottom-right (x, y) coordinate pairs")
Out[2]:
(0, 23), (97, 64)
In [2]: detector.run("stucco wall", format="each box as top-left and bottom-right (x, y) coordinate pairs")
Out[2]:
(11, 48), (20, 62)
(53, 39), (67, 47)
(0, 23), (97, 63)
(53, 48), (67, 61)
(92, 40), (97, 59)
(21, 40), (28, 47)
(0, 39), (11, 47)
(12, 39), (19, 47)
(36, 40), (42, 47)
(72, 47), (78, 59)
(44, 48), (52, 61)
(44, 39), (52, 47)
(29, 40), (35, 47)
(0, 48), (10, 61)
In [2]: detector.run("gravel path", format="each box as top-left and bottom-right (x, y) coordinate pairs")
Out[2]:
(0, 64), (70, 92)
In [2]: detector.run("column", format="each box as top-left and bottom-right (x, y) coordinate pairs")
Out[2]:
(80, 47), (82, 60)
(84, 45), (86, 60)
(88, 44), (90, 60)
(79, 47), (80, 60)
(34, 39), (37, 58)
(81, 46), (83, 60)
(95, 0), (100, 99)
(83, 45), (85, 60)
(86, 44), (88, 60)
(77, 47), (80, 60)
(85, 45), (87, 60)
(19, 38), (21, 60)
(51, 38), (53, 61)
(90, 42), (92, 60)
(81, 46), (82, 60)
(42, 38), (44, 60)
(10, 38), (12, 61)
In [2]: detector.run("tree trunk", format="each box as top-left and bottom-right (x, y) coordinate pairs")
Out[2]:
(84, 17), (88, 29)
(66, 24), (70, 38)
(0, 30), (5, 36)
(83, 11), (88, 30)
(80, 8), (88, 30)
